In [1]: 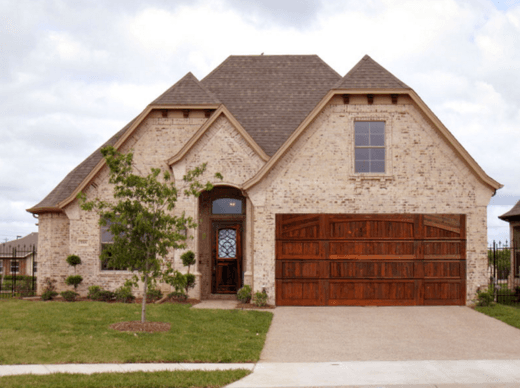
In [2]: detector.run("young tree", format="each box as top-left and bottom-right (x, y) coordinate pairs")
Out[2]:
(79, 146), (221, 323)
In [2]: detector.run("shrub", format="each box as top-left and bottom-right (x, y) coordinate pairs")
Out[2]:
(41, 278), (58, 301)
(60, 290), (79, 302)
(252, 290), (268, 307)
(65, 275), (83, 290)
(237, 285), (252, 303)
(41, 290), (58, 301)
(87, 285), (115, 301)
(146, 286), (163, 303)
(476, 289), (494, 307)
(181, 251), (196, 267)
(114, 282), (135, 303)
(66, 254), (82, 267)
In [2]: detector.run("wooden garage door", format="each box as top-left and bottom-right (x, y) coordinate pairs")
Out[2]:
(275, 214), (466, 306)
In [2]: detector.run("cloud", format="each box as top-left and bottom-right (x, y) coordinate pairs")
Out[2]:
(0, 0), (519, 244)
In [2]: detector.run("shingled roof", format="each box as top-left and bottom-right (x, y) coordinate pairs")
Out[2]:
(152, 72), (220, 105)
(499, 200), (520, 221)
(200, 55), (341, 156)
(334, 55), (410, 90)
(29, 54), (418, 213)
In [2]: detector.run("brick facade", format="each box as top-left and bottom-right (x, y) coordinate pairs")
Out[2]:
(37, 98), (493, 304)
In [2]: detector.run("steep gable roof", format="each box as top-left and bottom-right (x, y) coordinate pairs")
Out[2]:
(333, 55), (410, 90)
(201, 55), (341, 156)
(499, 200), (520, 221)
(152, 72), (221, 105)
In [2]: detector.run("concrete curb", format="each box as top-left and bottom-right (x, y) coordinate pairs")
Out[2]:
(0, 363), (256, 377)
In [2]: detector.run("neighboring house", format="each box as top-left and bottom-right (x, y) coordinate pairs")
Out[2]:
(0, 232), (38, 277)
(27, 55), (502, 306)
(499, 200), (520, 281)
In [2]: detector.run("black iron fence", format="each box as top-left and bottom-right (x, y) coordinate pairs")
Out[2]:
(0, 244), (37, 298)
(488, 241), (520, 304)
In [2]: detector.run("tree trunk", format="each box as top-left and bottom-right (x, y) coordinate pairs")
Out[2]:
(141, 272), (148, 323)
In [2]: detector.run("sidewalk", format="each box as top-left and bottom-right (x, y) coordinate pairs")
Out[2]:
(2, 360), (520, 387)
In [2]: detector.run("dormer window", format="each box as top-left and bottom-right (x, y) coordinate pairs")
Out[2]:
(355, 121), (385, 173)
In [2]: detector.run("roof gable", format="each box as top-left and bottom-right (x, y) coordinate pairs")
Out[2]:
(499, 200), (520, 221)
(152, 72), (221, 105)
(334, 55), (410, 90)
(201, 55), (341, 156)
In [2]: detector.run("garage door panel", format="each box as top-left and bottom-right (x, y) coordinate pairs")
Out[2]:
(424, 214), (464, 239)
(277, 260), (326, 279)
(424, 241), (464, 259)
(424, 261), (463, 278)
(278, 215), (322, 239)
(329, 241), (416, 256)
(276, 280), (323, 306)
(424, 281), (464, 305)
(330, 261), (415, 279)
(327, 218), (415, 239)
(328, 280), (416, 306)
(277, 241), (325, 260)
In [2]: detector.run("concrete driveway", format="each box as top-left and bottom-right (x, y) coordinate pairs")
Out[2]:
(259, 306), (520, 362)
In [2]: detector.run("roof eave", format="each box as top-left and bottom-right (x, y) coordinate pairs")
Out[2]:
(244, 89), (503, 192)
(26, 206), (63, 214)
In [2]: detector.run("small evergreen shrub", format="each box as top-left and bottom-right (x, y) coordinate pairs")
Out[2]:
(146, 286), (163, 303)
(180, 251), (196, 267)
(252, 290), (268, 307)
(41, 278), (58, 301)
(237, 285), (252, 303)
(167, 291), (188, 301)
(87, 285), (115, 301)
(60, 290), (79, 302)
(114, 282), (135, 303)
(66, 255), (82, 267)
(65, 275), (83, 290)
(476, 289), (494, 307)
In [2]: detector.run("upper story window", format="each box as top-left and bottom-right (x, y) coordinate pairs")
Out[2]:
(0, 260), (3, 274)
(354, 121), (385, 173)
(212, 198), (243, 214)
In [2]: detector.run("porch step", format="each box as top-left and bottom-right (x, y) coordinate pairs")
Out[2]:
(207, 294), (237, 301)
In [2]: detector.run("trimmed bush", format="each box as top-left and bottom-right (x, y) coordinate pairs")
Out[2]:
(66, 254), (82, 267)
(65, 275), (83, 290)
(252, 290), (268, 307)
(114, 283), (135, 303)
(60, 290), (79, 302)
(237, 285), (252, 304)
(181, 251), (196, 267)
(42, 290), (58, 301)
(41, 278), (58, 301)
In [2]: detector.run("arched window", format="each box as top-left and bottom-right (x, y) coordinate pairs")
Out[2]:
(212, 198), (243, 215)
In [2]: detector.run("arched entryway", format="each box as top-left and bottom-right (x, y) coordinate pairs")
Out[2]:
(198, 186), (246, 298)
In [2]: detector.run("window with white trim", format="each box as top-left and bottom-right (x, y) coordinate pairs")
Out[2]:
(354, 121), (385, 173)
(0, 260), (3, 274)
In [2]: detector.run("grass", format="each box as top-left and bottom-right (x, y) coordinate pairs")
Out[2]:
(476, 303), (520, 330)
(0, 299), (272, 364)
(0, 370), (250, 388)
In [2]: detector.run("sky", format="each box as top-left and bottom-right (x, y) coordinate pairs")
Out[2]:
(1, 0), (519, 245)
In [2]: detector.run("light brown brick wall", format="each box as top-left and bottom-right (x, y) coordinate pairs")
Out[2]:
(248, 102), (494, 304)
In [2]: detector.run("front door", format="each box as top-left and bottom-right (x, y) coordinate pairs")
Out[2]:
(212, 222), (242, 293)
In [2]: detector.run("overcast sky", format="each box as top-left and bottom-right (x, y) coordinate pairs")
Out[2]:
(1, 0), (519, 245)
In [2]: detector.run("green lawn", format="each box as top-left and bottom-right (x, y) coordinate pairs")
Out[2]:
(476, 303), (520, 330)
(0, 370), (250, 388)
(0, 299), (272, 364)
